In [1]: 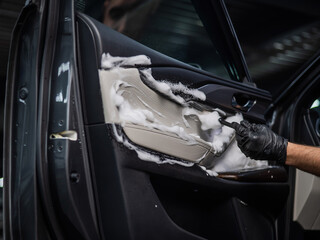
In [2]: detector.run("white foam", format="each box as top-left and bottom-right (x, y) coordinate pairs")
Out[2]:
(181, 109), (242, 155)
(197, 111), (221, 131)
(165, 81), (206, 101)
(211, 113), (242, 154)
(101, 53), (151, 69)
(140, 69), (187, 105)
(212, 141), (268, 172)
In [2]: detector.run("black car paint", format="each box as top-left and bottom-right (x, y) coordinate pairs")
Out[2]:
(4, 4), (39, 239)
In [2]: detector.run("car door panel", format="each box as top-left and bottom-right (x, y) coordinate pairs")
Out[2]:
(76, 11), (288, 240)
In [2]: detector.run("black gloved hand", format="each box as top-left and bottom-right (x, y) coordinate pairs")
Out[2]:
(231, 120), (288, 164)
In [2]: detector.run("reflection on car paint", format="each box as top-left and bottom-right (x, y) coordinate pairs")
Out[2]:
(58, 61), (70, 76)
(56, 61), (71, 104)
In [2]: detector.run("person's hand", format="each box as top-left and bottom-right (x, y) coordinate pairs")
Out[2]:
(231, 120), (288, 164)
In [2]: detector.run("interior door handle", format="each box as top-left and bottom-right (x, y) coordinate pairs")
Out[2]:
(231, 94), (256, 112)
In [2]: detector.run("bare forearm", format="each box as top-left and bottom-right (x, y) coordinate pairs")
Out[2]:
(230, 121), (320, 175)
(286, 142), (320, 176)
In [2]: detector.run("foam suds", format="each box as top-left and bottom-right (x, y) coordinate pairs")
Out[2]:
(100, 53), (268, 175)
(101, 53), (151, 69)
(211, 141), (267, 173)
(212, 114), (242, 154)
(164, 81), (206, 101)
(182, 109), (242, 155)
(140, 69), (189, 105)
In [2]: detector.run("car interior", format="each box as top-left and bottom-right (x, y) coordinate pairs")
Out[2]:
(1, 0), (320, 239)
(75, 1), (320, 238)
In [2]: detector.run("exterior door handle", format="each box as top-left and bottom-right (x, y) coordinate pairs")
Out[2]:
(231, 94), (256, 112)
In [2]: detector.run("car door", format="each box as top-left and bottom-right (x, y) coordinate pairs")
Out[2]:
(4, 0), (289, 239)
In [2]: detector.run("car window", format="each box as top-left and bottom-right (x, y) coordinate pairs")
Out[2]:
(225, 0), (320, 97)
(100, 0), (232, 80)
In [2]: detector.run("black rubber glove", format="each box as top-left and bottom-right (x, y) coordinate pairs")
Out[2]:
(231, 120), (288, 164)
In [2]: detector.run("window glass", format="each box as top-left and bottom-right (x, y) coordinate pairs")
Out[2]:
(225, 0), (320, 97)
(102, 0), (231, 80)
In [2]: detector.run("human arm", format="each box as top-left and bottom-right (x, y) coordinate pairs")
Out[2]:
(286, 142), (320, 176)
(231, 120), (320, 176)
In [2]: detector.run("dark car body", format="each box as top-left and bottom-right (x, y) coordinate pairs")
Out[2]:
(3, 0), (320, 239)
